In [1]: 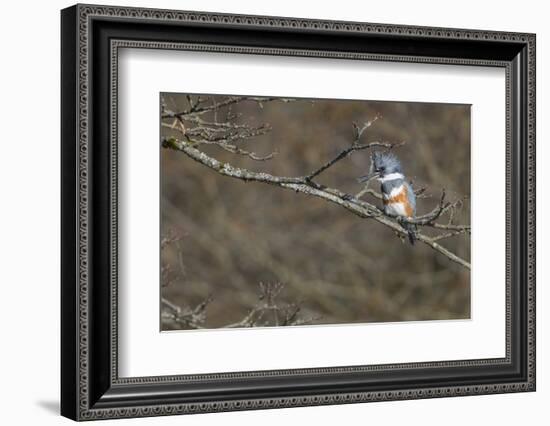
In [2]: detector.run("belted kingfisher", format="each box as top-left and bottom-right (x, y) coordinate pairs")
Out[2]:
(358, 151), (417, 245)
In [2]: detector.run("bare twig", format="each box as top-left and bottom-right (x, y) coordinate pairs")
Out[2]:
(305, 113), (404, 181)
(161, 295), (212, 329)
(161, 282), (319, 329)
(162, 96), (290, 120)
(161, 95), (282, 162)
(305, 140), (405, 181)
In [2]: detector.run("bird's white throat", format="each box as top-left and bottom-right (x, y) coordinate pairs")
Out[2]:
(378, 172), (404, 182)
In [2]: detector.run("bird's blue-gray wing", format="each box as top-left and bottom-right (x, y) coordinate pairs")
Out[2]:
(405, 181), (416, 216)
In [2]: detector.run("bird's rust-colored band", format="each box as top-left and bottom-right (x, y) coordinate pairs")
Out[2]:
(383, 187), (414, 217)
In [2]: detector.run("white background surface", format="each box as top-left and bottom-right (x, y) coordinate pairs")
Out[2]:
(119, 49), (506, 376)
(0, 0), (547, 425)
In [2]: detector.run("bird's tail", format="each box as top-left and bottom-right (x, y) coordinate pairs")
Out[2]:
(404, 222), (417, 245)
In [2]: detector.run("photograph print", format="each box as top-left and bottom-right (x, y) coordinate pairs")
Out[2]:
(160, 93), (471, 331)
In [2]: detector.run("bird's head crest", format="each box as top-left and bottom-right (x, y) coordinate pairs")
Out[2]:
(371, 151), (402, 177)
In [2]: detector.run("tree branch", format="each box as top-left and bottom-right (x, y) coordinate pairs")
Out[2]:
(305, 140), (405, 181)
(162, 136), (470, 270)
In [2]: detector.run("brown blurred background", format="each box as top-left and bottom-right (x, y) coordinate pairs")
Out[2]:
(160, 94), (471, 330)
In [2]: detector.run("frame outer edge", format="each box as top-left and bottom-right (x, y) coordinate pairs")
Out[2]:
(527, 33), (535, 390)
(61, 4), (80, 421)
(66, 4), (536, 420)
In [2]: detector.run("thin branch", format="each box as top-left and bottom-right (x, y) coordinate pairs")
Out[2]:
(305, 140), (405, 181)
(161, 96), (291, 120)
(305, 114), (404, 180)
(215, 142), (277, 161)
(355, 186), (383, 201)
(431, 229), (470, 242)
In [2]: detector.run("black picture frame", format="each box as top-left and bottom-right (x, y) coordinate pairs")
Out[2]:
(61, 4), (536, 421)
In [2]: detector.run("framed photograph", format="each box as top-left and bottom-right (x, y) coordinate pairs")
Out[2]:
(61, 4), (536, 421)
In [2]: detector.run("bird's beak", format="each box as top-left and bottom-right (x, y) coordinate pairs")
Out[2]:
(357, 171), (378, 183)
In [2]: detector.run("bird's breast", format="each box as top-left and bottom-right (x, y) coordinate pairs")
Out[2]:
(383, 184), (413, 217)
(383, 184), (405, 200)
